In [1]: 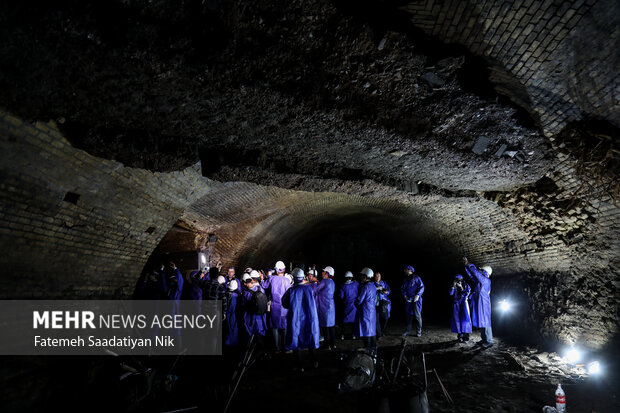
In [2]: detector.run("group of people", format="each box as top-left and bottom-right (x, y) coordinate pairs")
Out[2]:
(220, 262), (395, 368)
(135, 257), (495, 368)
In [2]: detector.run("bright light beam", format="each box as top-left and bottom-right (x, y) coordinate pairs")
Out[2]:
(499, 299), (511, 312)
(587, 361), (601, 375)
(565, 347), (582, 364)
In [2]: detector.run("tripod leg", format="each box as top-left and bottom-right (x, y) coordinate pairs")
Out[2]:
(224, 335), (256, 413)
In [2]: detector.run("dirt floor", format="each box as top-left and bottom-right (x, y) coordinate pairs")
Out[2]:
(223, 323), (618, 413)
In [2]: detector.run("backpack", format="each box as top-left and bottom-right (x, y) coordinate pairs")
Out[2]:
(247, 288), (268, 315)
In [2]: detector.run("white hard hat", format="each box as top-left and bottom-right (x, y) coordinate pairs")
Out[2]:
(307, 269), (317, 276)
(229, 279), (238, 290)
(275, 261), (286, 271)
(242, 273), (252, 282)
(344, 271), (353, 278)
(323, 266), (335, 277)
(217, 275), (226, 284)
(291, 268), (305, 282)
(250, 270), (260, 279)
(481, 265), (492, 276)
(285, 273), (293, 284)
(360, 267), (374, 278)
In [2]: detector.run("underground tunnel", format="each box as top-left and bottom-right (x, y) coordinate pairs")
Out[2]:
(0, 0), (619, 412)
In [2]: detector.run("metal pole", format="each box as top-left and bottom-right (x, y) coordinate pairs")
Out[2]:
(392, 337), (407, 385)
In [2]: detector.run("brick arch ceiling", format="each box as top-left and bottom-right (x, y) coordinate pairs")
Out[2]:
(179, 182), (536, 275)
(400, 0), (619, 135)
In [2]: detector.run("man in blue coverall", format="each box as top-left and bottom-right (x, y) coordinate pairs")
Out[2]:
(463, 257), (494, 348)
(401, 265), (424, 337)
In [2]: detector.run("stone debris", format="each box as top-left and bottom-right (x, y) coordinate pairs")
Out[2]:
(421, 72), (445, 88)
(472, 136), (491, 155)
(494, 143), (507, 158)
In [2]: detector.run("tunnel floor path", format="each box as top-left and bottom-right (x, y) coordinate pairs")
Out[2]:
(230, 323), (618, 413)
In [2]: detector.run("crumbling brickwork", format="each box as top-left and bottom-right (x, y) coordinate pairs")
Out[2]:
(402, 0), (619, 135)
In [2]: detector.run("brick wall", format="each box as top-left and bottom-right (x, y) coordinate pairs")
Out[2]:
(0, 112), (210, 298)
(401, 0), (619, 135)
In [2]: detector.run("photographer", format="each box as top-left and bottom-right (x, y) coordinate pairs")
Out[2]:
(374, 272), (391, 338)
(449, 274), (472, 342)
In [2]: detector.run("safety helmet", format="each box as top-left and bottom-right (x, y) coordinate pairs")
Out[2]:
(275, 261), (286, 271)
(291, 268), (305, 282)
(285, 273), (293, 284)
(229, 279), (239, 290)
(250, 270), (260, 279)
(481, 265), (492, 276)
(405, 265), (415, 273)
(360, 267), (374, 278)
(244, 267), (253, 274)
(242, 273), (252, 282)
(344, 271), (353, 278)
(307, 268), (317, 276)
(455, 274), (463, 280)
(323, 266), (335, 277)
(217, 275), (226, 284)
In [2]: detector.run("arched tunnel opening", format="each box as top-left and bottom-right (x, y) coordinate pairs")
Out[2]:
(0, 0), (619, 412)
(232, 207), (467, 326)
(153, 205), (471, 325)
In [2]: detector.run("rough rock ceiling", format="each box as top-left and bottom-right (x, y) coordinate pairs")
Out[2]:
(2, 0), (617, 192)
(0, 0), (559, 188)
